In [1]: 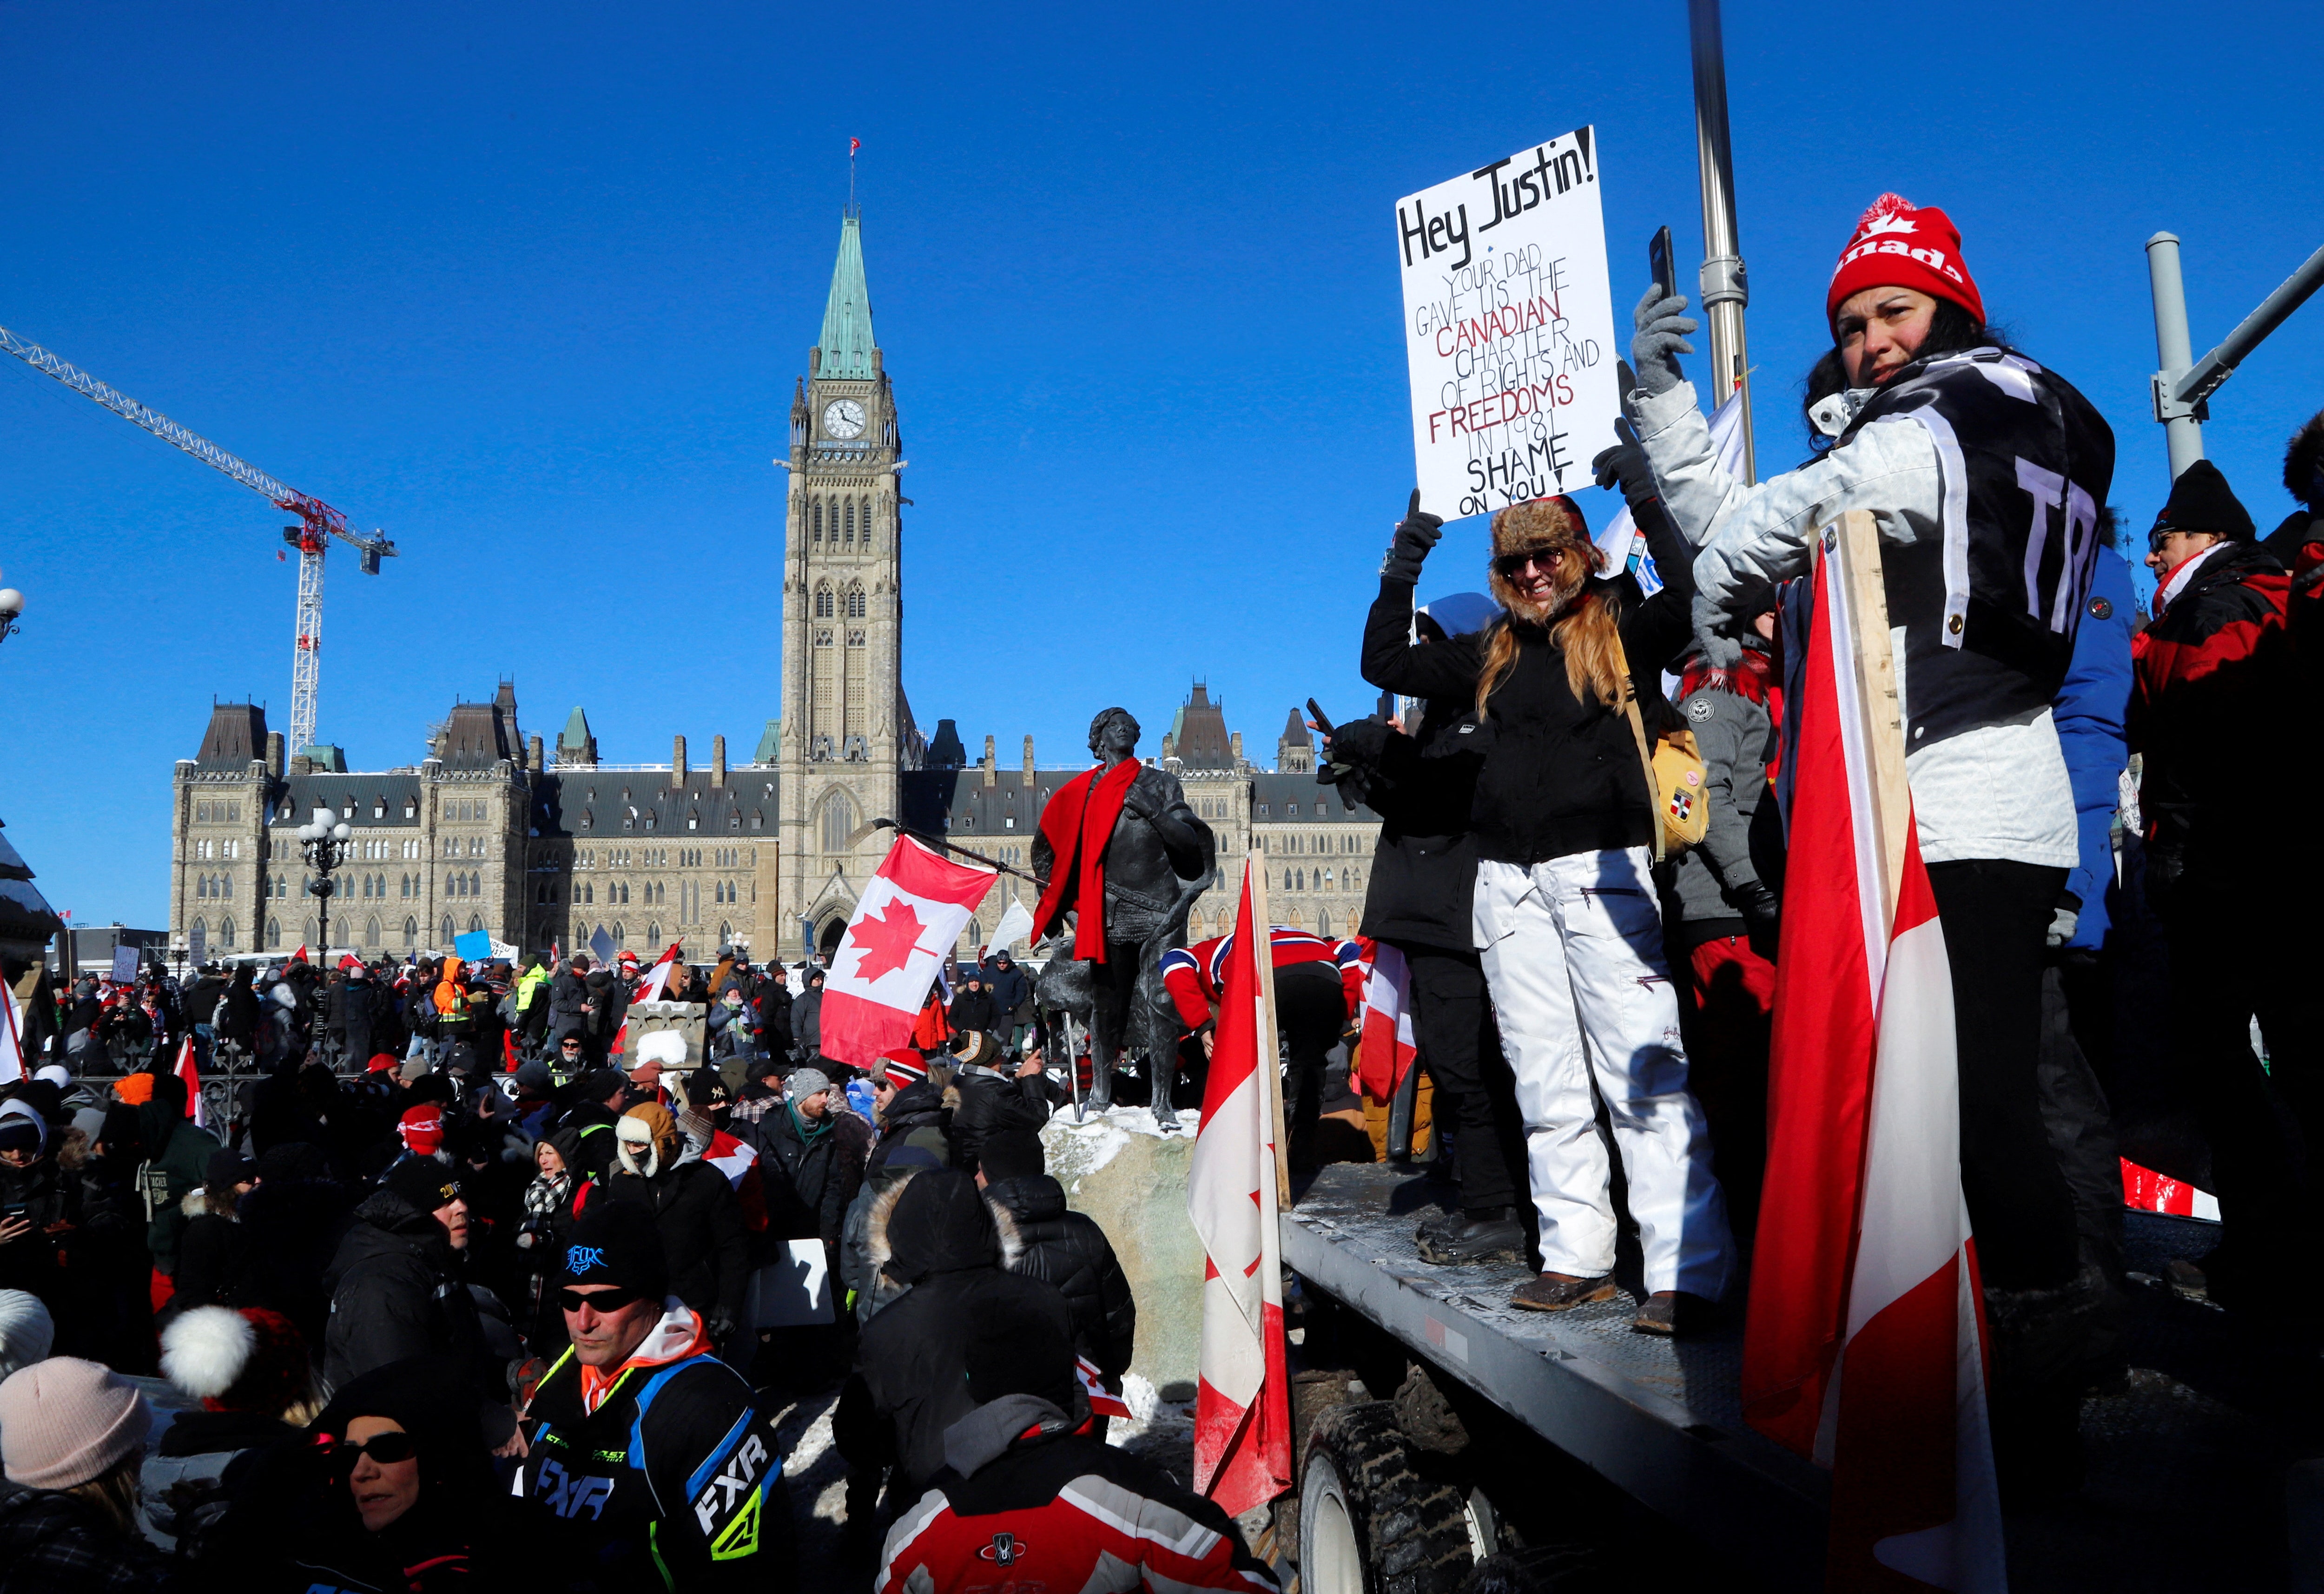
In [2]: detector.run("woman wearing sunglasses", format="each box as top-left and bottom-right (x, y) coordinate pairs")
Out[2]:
(1361, 466), (1733, 1335)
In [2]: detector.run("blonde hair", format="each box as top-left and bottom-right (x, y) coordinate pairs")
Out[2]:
(1477, 498), (1625, 718)
(64, 1452), (143, 1538)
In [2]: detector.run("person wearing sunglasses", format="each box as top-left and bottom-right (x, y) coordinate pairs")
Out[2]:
(1361, 472), (1733, 1337)
(519, 1199), (793, 1589)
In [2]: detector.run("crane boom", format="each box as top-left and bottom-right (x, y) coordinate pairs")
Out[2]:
(0, 323), (396, 756)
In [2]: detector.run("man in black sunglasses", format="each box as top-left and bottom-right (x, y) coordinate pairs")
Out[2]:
(520, 1201), (793, 1588)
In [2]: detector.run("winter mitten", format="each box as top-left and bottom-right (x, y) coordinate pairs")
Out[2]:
(1380, 488), (1444, 584)
(1692, 591), (1744, 668)
(1591, 443), (1659, 512)
(1631, 287), (1697, 398)
(2046, 906), (2079, 949)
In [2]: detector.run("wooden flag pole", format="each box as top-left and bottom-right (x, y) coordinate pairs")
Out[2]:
(1816, 508), (1913, 918)
(1243, 857), (1293, 1206)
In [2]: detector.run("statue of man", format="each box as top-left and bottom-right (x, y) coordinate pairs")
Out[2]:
(1030, 707), (1215, 1114)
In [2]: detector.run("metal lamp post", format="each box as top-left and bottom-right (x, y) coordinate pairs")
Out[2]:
(297, 806), (352, 957)
(0, 571), (24, 645)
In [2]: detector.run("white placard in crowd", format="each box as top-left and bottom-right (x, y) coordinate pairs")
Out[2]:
(1396, 127), (1619, 520)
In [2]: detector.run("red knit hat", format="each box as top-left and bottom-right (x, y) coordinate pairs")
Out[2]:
(397, 1104), (444, 1156)
(366, 1053), (400, 1075)
(159, 1306), (312, 1416)
(1827, 193), (1985, 328)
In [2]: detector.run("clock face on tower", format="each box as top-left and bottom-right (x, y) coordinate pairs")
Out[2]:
(822, 398), (866, 441)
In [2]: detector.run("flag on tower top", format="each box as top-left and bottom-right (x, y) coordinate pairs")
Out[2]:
(820, 835), (996, 1068)
(849, 137), (861, 154)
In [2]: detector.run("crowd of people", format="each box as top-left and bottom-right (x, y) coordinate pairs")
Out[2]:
(0, 933), (1289, 1592)
(1337, 190), (2322, 1504)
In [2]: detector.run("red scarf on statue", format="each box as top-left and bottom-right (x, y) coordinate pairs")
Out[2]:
(1031, 758), (1142, 963)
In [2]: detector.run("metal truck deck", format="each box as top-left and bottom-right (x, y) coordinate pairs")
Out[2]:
(1283, 1160), (2315, 1590)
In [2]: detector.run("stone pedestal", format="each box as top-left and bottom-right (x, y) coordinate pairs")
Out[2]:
(1043, 1107), (1204, 1397)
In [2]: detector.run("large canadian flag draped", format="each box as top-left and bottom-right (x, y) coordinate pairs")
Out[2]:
(1354, 937), (1418, 1101)
(819, 835), (997, 1069)
(1741, 531), (2006, 1591)
(1188, 860), (1292, 1516)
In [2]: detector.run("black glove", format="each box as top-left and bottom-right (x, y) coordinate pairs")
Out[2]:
(1380, 488), (1443, 585)
(1731, 878), (1781, 957)
(1591, 442), (1659, 513)
(1317, 717), (1392, 793)
(706, 1309), (738, 1343)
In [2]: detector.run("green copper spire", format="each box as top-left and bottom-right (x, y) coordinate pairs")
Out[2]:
(817, 215), (875, 379)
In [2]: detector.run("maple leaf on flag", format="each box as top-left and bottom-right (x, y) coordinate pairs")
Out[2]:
(847, 898), (926, 984)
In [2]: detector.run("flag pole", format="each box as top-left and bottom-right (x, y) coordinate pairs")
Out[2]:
(1815, 509), (1911, 914)
(1242, 859), (1291, 1205)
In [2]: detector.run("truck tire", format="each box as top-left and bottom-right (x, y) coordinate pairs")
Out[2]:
(1298, 1399), (1472, 1594)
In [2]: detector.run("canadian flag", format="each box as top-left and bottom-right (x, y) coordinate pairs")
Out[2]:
(1354, 936), (1418, 1100)
(630, 943), (683, 1005)
(1075, 1356), (1133, 1421)
(1741, 530), (2005, 1588)
(174, 1035), (205, 1129)
(820, 835), (997, 1069)
(1187, 859), (1292, 1516)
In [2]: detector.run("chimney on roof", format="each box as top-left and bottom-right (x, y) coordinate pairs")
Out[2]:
(1023, 735), (1036, 785)
(712, 736), (727, 787)
(673, 735), (688, 785)
(1230, 731), (1245, 766)
(982, 735), (997, 787)
(264, 731), (285, 776)
(527, 734), (544, 774)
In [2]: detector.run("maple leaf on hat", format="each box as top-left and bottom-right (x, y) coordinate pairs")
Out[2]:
(847, 898), (927, 984)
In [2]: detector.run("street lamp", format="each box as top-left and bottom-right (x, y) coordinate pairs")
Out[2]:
(297, 805), (353, 956)
(0, 569), (23, 646)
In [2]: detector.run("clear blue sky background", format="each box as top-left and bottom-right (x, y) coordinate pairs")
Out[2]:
(5, 0), (2320, 929)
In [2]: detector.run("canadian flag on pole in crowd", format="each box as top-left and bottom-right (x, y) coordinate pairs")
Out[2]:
(1354, 937), (1418, 1100)
(630, 943), (683, 1005)
(0, 981), (25, 1087)
(820, 835), (997, 1068)
(173, 1035), (205, 1128)
(1075, 1356), (1133, 1422)
(1741, 523), (2005, 1590)
(1188, 859), (1292, 1516)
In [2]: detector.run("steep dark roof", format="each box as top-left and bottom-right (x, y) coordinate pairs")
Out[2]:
(535, 771), (779, 841)
(195, 703), (269, 771)
(270, 773), (428, 828)
(925, 719), (967, 769)
(436, 702), (515, 769)
(1169, 683), (1234, 771)
(1248, 771), (1372, 822)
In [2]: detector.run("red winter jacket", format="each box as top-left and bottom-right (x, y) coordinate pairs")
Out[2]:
(2130, 537), (2319, 864)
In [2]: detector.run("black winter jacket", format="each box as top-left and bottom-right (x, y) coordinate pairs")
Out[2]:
(321, 1187), (494, 1393)
(602, 1159), (748, 1325)
(946, 1066), (1051, 1181)
(834, 1170), (1074, 1495)
(948, 989), (998, 1034)
(986, 1173), (1136, 1379)
(743, 1102), (871, 1248)
(1338, 701), (1483, 951)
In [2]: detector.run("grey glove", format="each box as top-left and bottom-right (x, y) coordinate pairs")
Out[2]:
(1692, 590), (1744, 668)
(2046, 905), (2079, 949)
(1380, 488), (1443, 585)
(1631, 286), (1697, 398)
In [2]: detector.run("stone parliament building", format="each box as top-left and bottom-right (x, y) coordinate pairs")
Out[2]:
(168, 217), (1380, 968)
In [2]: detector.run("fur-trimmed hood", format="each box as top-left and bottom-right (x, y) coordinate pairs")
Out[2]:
(865, 1167), (1021, 1286)
(181, 1186), (241, 1223)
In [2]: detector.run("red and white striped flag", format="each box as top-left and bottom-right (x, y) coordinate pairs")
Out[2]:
(630, 943), (683, 1005)
(174, 1035), (205, 1129)
(1741, 539), (2004, 1589)
(1188, 859), (1292, 1517)
(820, 835), (996, 1068)
(1075, 1356), (1133, 1421)
(1354, 936), (1417, 1100)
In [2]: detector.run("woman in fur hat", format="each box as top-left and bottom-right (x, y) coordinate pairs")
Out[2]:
(1362, 479), (1733, 1334)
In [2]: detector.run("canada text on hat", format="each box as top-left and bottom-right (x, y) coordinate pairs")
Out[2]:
(1827, 192), (1985, 327)
(397, 1105), (444, 1152)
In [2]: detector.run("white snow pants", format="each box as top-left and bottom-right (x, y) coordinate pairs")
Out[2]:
(1473, 848), (1733, 1298)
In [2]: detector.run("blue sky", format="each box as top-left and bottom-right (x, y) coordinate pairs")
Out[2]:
(5, 0), (2320, 929)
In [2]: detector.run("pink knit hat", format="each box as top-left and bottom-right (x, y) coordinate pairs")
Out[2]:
(0, 1356), (151, 1488)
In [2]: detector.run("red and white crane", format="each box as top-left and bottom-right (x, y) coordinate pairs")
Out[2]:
(0, 324), (397, 756)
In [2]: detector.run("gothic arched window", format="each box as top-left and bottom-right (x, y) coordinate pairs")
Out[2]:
(820, 790), (856, 854)
(846, 589), (866, 619)
(403, 917), (417, 949)
(815, 586), (834, 619)
(845, 499), (856, 542)
(220, 916), (238, 950)
(812, 499), (824, 542)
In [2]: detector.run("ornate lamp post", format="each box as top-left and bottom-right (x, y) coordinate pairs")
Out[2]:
(297, 806), (352, 955)
(0, 570), (24, 646)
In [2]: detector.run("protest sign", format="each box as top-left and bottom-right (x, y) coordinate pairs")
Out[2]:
(1396, 126), (1618, 520)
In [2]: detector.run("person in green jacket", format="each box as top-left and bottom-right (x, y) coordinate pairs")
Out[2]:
(135, 1072), (222, 1281)
(513, 955), (551, 1055)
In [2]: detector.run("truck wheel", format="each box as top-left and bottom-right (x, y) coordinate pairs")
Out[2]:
(1299, 1400), (1472, 1594)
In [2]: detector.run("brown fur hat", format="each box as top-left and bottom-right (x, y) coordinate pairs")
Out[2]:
(1487, 495), (1602, 620)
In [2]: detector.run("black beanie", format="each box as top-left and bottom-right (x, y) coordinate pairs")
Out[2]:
(557, 1198), (669, 1300)
(2154, 459), (2255, 541)
(978, 1128), (1047, 1186)
(382, 1157), (463, 1216)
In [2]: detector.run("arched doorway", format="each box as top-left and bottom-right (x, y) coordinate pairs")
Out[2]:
(818, 916), (848, 960)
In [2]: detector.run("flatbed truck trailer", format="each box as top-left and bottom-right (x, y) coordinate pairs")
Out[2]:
(1278, 1161), (2312, 1592)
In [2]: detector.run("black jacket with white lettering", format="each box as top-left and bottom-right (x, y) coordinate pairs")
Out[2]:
(519, 1308), (792, 1593)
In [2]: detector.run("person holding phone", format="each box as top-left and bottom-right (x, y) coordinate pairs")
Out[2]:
(0, 1102), (75, 1310)
(1361, 465), (1734, 1335)
(1627, 193), (2116, 1496)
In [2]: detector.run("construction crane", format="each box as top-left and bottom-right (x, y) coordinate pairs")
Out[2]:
(0, 324), (396, 756)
